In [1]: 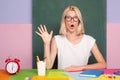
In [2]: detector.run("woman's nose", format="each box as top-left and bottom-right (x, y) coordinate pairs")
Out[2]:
(71, 18), (74, 23)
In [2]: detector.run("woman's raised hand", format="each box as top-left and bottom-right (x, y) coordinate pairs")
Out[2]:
(36, 25), (53, 44)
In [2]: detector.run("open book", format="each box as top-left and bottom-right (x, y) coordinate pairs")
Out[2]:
(79, 70), (104, 77)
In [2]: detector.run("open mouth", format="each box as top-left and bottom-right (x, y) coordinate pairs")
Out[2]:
(71, 24), (74, 27)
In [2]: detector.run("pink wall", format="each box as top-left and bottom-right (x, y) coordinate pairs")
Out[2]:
(107, 24), (120, 68)
(0, 24), (32, 69)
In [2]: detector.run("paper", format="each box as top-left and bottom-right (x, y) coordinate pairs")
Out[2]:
(64, 72), (90, 80)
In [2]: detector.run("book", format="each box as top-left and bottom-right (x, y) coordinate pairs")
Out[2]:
(79, 70), (104, 77)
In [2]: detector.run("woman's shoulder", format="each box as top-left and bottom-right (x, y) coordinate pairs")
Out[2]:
(54, 35), (65, 39)
(53, 35), (65, 45)
(83, 34), (95, 40)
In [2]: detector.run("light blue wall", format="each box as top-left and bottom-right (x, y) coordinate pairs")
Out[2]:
(1, 0), (120, 23)
(107, 0), (120, 23)
(0, 0), (32, 24)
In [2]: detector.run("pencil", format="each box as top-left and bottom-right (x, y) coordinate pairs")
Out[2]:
(36, 56), (40, 62)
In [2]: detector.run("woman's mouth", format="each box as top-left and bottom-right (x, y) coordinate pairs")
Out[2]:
(71, 24), (74, 27)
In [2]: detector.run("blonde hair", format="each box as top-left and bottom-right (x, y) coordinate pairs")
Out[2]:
(59, 5), (85, 35)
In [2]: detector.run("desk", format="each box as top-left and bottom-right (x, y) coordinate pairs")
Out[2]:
(0, 69), (120, 80)
(0, 69), (73, 80)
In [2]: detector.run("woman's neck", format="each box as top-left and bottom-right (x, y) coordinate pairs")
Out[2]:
(66, 32), (82, 41)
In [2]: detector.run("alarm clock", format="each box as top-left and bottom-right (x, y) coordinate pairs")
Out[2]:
(5, 58), (20, 74)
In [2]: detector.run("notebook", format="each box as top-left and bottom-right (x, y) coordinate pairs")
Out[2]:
(79, 70), (104, 78)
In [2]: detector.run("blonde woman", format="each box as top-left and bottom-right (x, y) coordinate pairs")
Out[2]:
(36, 5), (106, 71)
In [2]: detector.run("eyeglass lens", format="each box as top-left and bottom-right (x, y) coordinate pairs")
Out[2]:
(65, 16), (79, 22)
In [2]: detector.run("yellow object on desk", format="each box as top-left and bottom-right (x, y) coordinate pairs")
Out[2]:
(32, 76), (47, 80)
(32, 76), (72, 80)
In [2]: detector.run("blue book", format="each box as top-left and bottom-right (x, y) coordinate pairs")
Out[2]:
(79, 70), (104, 77)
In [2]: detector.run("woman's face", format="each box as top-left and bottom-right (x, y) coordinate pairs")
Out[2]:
(65, 11), (79, 34)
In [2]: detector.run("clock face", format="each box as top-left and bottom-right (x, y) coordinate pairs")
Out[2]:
(6, 62), (19, 74)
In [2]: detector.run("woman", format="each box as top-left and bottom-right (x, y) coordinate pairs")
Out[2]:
(36, 5), (106, 71)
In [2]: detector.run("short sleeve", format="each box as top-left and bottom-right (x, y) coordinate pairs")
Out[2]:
(89, 36), (96, 50)
(54, 35), (63, 49)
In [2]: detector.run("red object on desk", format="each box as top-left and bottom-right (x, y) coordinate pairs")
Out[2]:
(5, 58), (20, 75)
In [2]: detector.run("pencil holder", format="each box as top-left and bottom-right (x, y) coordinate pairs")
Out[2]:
(37, 61), (46, 76)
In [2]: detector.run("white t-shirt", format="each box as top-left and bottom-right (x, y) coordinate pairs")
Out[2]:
(54, 34), (96, 69)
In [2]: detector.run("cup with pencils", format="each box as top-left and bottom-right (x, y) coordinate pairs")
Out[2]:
(36, 56), (46, 76)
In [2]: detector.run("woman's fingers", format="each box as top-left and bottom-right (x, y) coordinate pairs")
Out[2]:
(43, 25), (47, 32)
(38, 24), (48, 33)
(35, 24), (53, 43)
(38, 26), (43, 34)
(36, 24), (49, 37)
(50, 30), (53, 36)
(35, 31), (42, 37)
(35, 25), (45, 37)
(40, 25), (44, 32)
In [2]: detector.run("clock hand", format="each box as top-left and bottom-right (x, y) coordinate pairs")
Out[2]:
(12, 62), (13, 71)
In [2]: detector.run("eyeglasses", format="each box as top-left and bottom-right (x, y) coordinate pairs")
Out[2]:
(65, 16), (79, 22)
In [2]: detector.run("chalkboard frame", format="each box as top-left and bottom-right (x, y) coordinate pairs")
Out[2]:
(32, 0), (106, 68)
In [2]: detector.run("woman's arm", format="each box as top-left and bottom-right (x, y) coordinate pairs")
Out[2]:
(83, 43), (106, 69)
(36, 25), (57, 69)
(64, 43), (106, 71)
(44, 37), (58, 69)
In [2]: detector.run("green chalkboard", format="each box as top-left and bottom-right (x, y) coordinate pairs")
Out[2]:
(32, 0), (106, 68)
